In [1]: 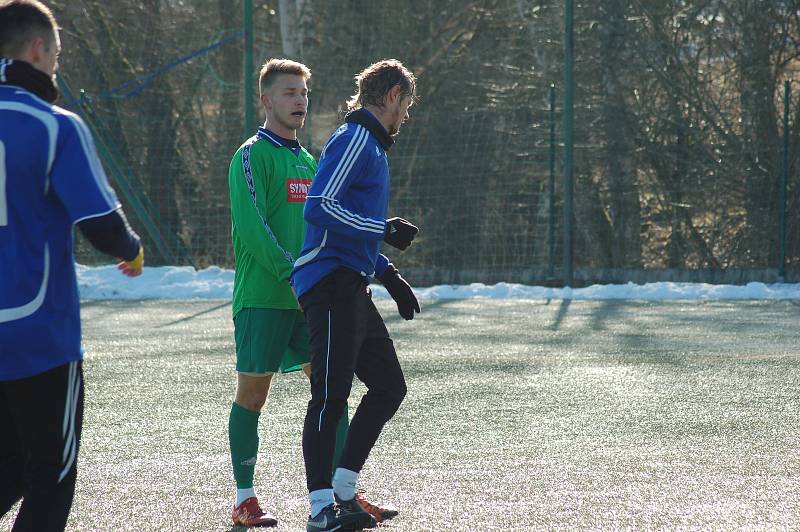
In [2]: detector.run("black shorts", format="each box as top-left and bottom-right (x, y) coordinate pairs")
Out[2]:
(0, 359), (84, 530)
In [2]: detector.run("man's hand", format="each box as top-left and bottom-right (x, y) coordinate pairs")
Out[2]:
(117, 246), (144, 277)
(383, 217), (419, 251)
(378, 265), (420, 320)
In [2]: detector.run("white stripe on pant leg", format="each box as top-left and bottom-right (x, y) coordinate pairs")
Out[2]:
(60, 433), (75, 483)
(60, 364), (80, 477)
(59, 370), (80, 482)
(59, 363), (80, 482)
(318, 310), (332, 431)
(62, 361), (76, 436)
(62, 363), (78, 461)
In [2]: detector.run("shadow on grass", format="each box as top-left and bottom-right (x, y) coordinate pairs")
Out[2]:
(549, 298), (572, 330)
(379, 298), (456, 325)
(156, 301), (230, 328)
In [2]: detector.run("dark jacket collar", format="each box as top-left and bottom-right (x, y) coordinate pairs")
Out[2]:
(344, 108), (394, 151)
(0, 58), (58, 103)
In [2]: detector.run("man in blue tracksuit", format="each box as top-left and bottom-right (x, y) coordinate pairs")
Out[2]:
(291, 59), (420, 532)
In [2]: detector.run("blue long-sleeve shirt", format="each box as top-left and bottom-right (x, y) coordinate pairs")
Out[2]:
(0, 66), (138, 380)
(291, 108), (394, 297)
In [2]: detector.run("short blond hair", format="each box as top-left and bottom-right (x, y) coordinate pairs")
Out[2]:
(346, 59), (416, 111)
(258, 58), (311, 95)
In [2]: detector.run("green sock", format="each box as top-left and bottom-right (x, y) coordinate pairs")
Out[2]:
(332, 403), (349, 474)
(229, 402), (260, 489)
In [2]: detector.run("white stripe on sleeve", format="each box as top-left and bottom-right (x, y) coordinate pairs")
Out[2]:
(319, 199), (384, 233)
(320, 126), (368, 198)
(65, 113), (118, 209)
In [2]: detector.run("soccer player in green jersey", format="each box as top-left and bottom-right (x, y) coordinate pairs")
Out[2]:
(226, 59), (395, 528)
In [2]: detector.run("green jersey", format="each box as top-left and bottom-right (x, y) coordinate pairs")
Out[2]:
(228, 129), (317, 317)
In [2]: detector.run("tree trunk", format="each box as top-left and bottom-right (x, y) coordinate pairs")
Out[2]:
(737, 0), (781, 266)
(139, 0), (183, 264)
(278, 0), (306, 58)
(597, 0), (641, 268)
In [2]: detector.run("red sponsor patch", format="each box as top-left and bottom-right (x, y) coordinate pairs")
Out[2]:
(287, 178), (312, 202)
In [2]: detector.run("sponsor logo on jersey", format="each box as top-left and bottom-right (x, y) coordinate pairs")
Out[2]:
(287, 178), (313, 202)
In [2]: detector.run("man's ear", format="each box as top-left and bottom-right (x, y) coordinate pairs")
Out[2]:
(260, 92), (271, 110)
(27, 36), (46, 64)
(386, 85), (403, 105)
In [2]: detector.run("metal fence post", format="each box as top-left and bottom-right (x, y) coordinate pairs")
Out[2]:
(779, 80), (790, 280)
(563, 0), (574, 287)
(243, 0), (254, 139)
(548, 84), (557, 279)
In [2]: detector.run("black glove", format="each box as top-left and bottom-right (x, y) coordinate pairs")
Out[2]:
(378, 265), (420, 320)
(384, 217), (419, 251)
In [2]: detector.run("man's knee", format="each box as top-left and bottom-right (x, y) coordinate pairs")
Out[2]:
(375, 377), (406, 417)
(307, 396), (347, 426)
(389, 377), (407, 411)
(235, 374), (273, 411)
(236, 391), (268, 411)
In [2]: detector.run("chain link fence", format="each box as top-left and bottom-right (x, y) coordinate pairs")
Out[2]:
(59, 0), (799, 285)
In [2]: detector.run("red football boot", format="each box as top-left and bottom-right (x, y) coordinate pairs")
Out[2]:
(355, 491), (399, 523)
(231, 497), (278, 528)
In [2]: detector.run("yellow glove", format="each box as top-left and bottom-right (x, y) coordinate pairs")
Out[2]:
(117, 246), (144, 277)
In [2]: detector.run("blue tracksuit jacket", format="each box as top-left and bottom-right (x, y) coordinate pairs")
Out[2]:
(291, 108), (395, 298)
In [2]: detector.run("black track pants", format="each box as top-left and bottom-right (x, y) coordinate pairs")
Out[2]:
(0, 360), (84, 532)
(300, 268), (407, 492)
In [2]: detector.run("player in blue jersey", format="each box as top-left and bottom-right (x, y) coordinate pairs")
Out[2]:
(291, 59), (421, 532)
(0, 1), (144, 530)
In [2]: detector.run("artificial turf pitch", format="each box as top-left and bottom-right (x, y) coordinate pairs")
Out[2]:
(3, 298), (800, 530)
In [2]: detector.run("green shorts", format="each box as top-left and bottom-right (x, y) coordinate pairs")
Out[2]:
(233, 308), (310, 375)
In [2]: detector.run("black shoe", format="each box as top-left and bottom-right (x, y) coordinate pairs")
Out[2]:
(307, 502), (376, 531)
(335, 495), (378, 529)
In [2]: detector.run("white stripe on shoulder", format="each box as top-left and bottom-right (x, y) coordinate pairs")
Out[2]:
(63, 112), (118, 208)
(320, 125), (347, 161)
(325, 128), (370, 200)
(0, 59), (9, 82)
(321, 126), (368, 198)
(0, 100), (58, 173)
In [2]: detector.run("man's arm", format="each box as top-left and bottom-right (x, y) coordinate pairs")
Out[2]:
(50, 112), (143, 275)
(77, 208), (143, 276)
(77, 208), (140, 261)
(229, 144), (294, 281)
(303, 128), (386, 240)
